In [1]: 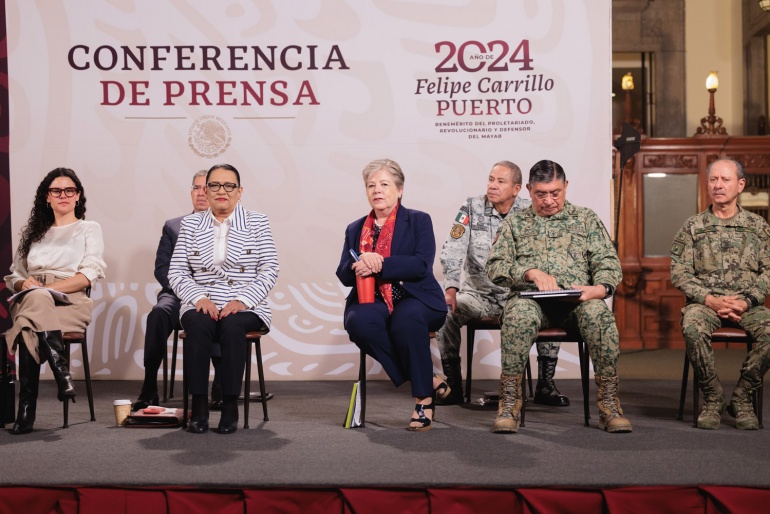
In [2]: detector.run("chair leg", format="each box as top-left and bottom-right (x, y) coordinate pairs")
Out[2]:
(1, 339), (7, 429)
(254, 340), (268, 422)
(62, 344), (70, 429)
(691, 365), (699, 428)
(80, 338), (95, 422)
(465, 326), (475, 404)
(170, 333), (178, 400)
(359, 351), (367, 427)
(578, 341), (590, 427)
(181, 341), (188, 429)
(162, 342), (168, 404)
(678, 354), (689, 421)
(244, 342), (251, 429)
(524, 357), (533, 398)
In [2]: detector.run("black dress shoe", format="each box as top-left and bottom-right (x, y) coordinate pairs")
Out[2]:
(188, 394), (209, 433)
(132, 393), (160, 412)
(217, 396), (238, 434)
(188, 416), (209, 434)
(209, 399), (223, 411)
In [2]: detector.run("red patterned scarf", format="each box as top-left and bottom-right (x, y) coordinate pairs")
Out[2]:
(359, 203), (399, 313)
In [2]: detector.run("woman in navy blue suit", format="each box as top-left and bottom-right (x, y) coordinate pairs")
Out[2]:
(336, 159), (448, 431)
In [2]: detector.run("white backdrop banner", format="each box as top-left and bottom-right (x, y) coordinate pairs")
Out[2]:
(7, 0), (611, 381)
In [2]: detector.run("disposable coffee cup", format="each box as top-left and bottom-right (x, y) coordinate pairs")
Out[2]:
(113, 399), (132, 426)
(356, 275), (375, 304)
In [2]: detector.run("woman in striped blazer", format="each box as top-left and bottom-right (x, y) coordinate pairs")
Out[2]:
(169, 164), (279, 434)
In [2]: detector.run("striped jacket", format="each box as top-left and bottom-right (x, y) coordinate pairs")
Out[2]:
(168, 203), (279, 328)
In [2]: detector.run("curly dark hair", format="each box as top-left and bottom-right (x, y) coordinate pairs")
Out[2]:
(18, 167), (87, 259)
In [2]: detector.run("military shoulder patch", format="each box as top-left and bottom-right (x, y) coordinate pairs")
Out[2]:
(671, 241), (685, 257)
(450, 224), (466, 239)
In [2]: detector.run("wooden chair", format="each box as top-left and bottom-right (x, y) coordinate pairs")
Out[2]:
(356, 331), (437, 427)
(464, 316), (533, 404)
(678, 327), (763, 428)
(61, 330), (95, 428)
(0, 330), (95, 429)
(180, 330), (269, 430)
(520, 328), (591, 428)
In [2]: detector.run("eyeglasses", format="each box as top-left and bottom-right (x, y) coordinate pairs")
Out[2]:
(207, 182), (238, 193)
(48, 187), (78, 198)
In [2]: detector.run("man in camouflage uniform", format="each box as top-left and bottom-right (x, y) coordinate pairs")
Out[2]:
(671, 158), (770, 430)
(486, 159), (632, 434)
(437, 160), (568, 406)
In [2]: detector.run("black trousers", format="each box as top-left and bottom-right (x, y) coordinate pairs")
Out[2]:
(181, 310), (264, 396)
(141, 292), (223, 395)
(140, 292), (180, 394)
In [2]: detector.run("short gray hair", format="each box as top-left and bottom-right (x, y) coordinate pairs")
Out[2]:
(362, 159), (405, 190)
(192, 169), (207, 185)
(706, 158), (745, 180)
(493, 160), (523, 185)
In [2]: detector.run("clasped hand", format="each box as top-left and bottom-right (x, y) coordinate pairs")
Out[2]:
(705, 294), (748, 322)
(195, 298), (246, 320)
(352, 252), (383, 277)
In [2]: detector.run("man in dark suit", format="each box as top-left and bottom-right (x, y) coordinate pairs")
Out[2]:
(132, 170), (212, 411)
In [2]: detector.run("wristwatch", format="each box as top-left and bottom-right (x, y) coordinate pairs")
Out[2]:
(601, 283), (613, 299)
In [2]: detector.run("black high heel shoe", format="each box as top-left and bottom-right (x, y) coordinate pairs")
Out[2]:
(407, 396), (436, 432)
(433, 374), (451, 402)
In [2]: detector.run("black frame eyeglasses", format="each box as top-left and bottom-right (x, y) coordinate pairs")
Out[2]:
(48, 187), (78, 198)
(207, 182), (239, 193)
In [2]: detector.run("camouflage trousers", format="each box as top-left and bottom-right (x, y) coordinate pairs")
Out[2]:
(500, 297), (619, 376)
(681, 303), (770, 388)
(435, 290), (560, 363)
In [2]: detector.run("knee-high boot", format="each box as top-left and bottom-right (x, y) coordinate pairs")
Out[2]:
(37, 331), (76, 402)
(12, 343), (41, 435)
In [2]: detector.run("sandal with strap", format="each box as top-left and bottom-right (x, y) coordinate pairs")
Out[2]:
(433, 374), (452, 402)
(407, 398), (436, 432)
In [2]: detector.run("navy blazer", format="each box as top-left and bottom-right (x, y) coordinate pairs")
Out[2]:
(336, 205), (446, 316)
(153, 215), (185, 297)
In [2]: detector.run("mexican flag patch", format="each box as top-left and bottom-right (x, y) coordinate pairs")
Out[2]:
(455, 212), (469, 225)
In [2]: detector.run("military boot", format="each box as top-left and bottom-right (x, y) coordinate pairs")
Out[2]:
(492, 373), (522, 433)
(437, 357), (464, 405)
(533, 356), (570, 407)
(595, 375), (633, 433)
(696, 375), (726, 430)
(727, 377), (760, 430)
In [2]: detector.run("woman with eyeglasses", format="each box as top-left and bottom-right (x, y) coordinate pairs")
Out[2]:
(4, 167), (106, 434)
(168, 163), (279, 434)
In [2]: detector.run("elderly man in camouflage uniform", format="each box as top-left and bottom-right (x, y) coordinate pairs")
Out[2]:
(671, 158), (770, 430)
(486, 159), (632, 434)
(436, 160), (568, 406)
